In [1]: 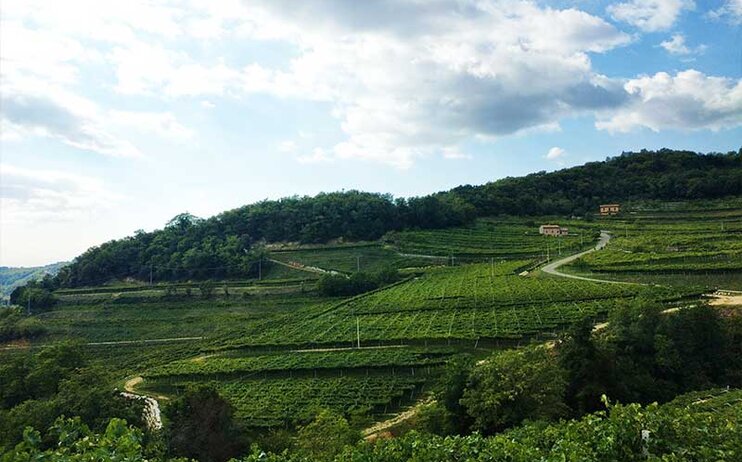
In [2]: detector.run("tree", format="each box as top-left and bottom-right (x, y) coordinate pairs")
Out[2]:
(295, 409), (359, 460)
(461, 346), (568, 433)
(165, 386), (244, 462)
(559, 317), (612, 415)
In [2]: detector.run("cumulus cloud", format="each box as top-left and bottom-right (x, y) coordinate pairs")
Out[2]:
(608, 0), (695, 32)
(659, 34), (705, 55)
(0, 164), (123, 225)
(2, 0), (739, 168)
(707, 0), (742, 24)
(596, 70), (742, 132)
(546, 147), (567, 160)
(1, 86), (142, 158)
(228, 0), (633, 167)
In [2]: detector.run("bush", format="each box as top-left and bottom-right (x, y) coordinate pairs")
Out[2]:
(461, 346), (568, 434)
(165, 386), (245, 462)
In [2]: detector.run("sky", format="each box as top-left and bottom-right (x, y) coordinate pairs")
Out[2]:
(1, 0), (741, 267)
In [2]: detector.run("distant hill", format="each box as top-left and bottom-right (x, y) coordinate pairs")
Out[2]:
(0, 262), (67, 301)
(53, 148), (741, 287)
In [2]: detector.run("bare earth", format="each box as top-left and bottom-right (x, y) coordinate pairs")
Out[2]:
(363, 397), (434, 439)
(708, 293), (742, 307)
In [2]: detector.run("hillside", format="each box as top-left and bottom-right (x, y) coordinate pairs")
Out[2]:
(0, 262), (66, 302)
(2, 198), (740, 460)
(51, 149), (741, 288)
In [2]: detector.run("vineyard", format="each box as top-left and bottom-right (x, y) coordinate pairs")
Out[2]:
(271, 245), (435, 274)
(10, 203), (737, 430)
(216, 261), (695, 350)
(385, 218), (601, 259)
(570, 206), (742, 276)
(144, 347), (452, 379)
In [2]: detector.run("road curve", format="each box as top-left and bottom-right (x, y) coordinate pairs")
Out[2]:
(540, 231), (634, 285)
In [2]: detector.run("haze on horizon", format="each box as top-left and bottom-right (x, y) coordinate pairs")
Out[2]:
(1, 0), (741, 267)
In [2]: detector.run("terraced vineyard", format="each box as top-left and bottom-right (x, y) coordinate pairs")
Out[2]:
(569, 204), (742, 279)
(140, 347), (447, 426)
(271, 244), (436, 273)
(149, 375), (429, 427)
(218, 260), (694, 349)
(144, 347), (451, 379)
(386, 218), (601, 259)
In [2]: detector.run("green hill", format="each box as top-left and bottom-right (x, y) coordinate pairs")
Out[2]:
(0, 262), (66, 302)
(50, 149), (740, 288)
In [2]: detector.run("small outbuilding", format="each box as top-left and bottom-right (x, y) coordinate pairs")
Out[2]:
(599, 204), (620, 215)
(539, 224), (568, 236)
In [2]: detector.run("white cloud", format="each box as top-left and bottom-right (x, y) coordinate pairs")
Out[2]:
(108, 110), (192, 139)
(546, 147), (567, 160)
(0, 164), (123, 225)
(706, 0), (742, 24)
(297, 148), (333, 164)
(442, 148), (472, 160)
(659, 34), (705, 55)
(277, 140), (297, 153)
(225, 0), (633, 167)
(596, 70), (742, 132)
(608, 0), (695, 32)
(1, 83), (142, 158)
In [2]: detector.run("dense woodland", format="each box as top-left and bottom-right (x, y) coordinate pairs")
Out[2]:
(49, 148), (741, 287)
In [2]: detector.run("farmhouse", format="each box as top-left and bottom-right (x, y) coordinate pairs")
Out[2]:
(600, 204), (620, 215)
(539, 224), (568, 236)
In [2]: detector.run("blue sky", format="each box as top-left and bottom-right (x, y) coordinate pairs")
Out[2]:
(1, 0), (741, 266)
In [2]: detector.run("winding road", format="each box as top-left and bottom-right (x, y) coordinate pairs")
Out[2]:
(540, 231), (634, 285)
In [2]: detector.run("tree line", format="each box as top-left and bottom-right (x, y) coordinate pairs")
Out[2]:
(51, 149), (740, 287)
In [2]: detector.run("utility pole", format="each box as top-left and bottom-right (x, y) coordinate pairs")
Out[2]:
(258, 259), (262, 281)
(149, 263), (153, 286)
(546, 244), (550, 262)
(356, 256), (360, 272)
(356, 317), (361, 348)
(27, 296), (31, 316)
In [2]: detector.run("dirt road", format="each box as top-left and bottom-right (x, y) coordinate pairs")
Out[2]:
(540, 231), (636, 285)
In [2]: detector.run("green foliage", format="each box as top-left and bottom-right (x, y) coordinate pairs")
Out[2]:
(556, 301), (741, 416)
(0, 342), (143, 449)
(1, 417), (165, 462)
(0, 307), (46, 342)
(448, 148), (741, 217)
(165, 385), (245, 462)
(54, 191), (472, 287)
(461, 346), (568, 433)
(316, 268), (400, 297)
(240, 389), (742, 461)
(295, 409), (360, 460)
(9, 286), (57, 311)
(430, 356), (474, 435)
(198, 280), (216, 298)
